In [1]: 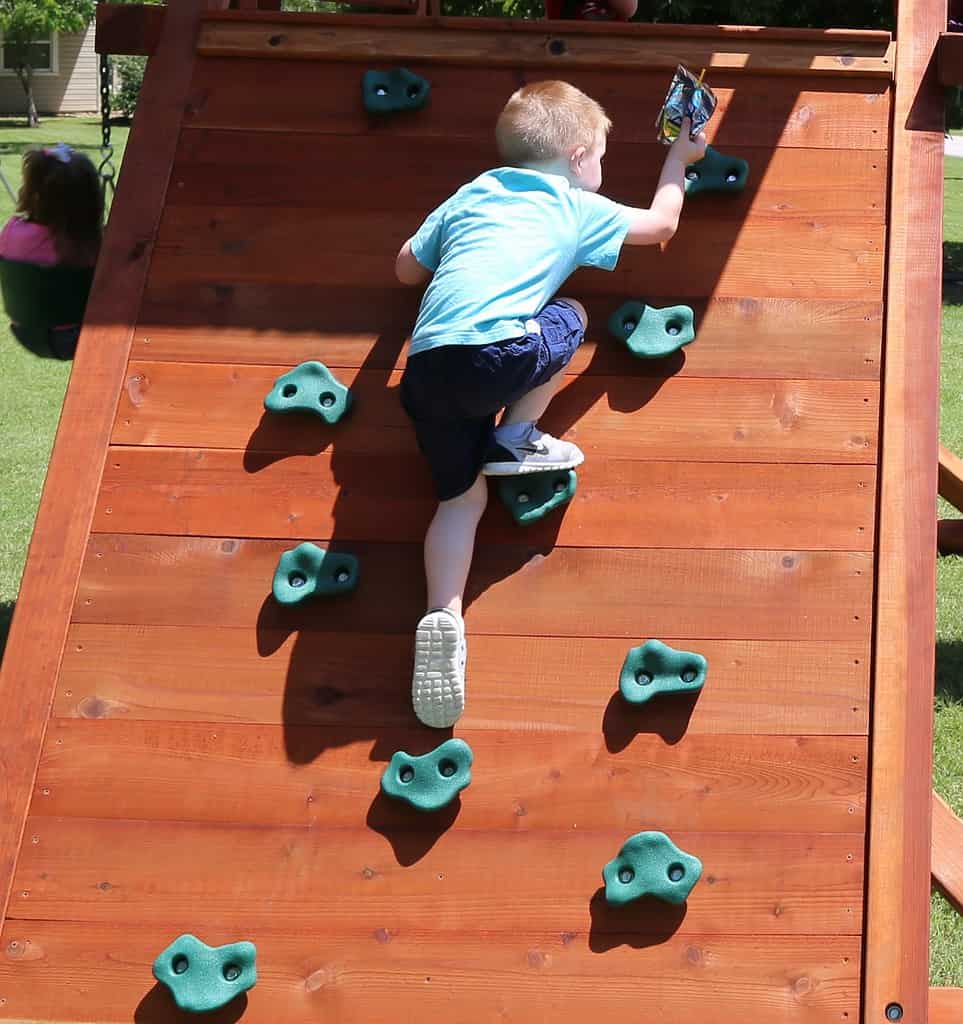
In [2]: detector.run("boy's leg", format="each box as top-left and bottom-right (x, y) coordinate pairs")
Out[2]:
(413, 475), (488, 729)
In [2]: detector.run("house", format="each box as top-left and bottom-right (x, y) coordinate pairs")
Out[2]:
(0, 22), (100, 118)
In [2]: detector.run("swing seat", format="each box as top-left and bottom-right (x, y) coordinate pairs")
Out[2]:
(0, 258), (93, 327)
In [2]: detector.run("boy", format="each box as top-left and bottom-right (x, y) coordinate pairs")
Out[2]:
(396, 80), (706, 728)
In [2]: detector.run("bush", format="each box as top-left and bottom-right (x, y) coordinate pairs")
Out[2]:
(114, 55), (146, 121)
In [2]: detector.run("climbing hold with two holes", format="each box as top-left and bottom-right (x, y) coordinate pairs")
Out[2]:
(497, 471), (577, 526)
(263, 361), (351, 424)
(272, 542), (359, 606)
(603, 831), (702, 906)
(619, 639), (707, 705)
(685, 146), (749, 196)
(153, 934), (257, 1013)
(381, 738), (473, 812)
(608, 301), (696, 359)
(362, 67), (430, 114)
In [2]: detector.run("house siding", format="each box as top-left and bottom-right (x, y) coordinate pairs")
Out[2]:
(0, 24), (99, 117)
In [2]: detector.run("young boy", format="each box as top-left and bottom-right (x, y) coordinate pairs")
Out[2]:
(396, 80), (706, 728)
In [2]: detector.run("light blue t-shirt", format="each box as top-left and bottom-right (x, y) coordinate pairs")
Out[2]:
(408, 167), (633, 356)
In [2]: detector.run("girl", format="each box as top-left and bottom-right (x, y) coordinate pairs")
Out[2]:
(0, 143), (104, 359)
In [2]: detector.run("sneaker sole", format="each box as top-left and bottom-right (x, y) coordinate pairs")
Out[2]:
(482, 452), (584, 476)
(412, 610), (465, 728)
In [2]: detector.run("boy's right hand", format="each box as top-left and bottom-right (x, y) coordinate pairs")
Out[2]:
(668, 116), (707, 166)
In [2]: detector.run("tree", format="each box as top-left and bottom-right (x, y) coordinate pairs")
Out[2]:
(0, 0), (96, 127)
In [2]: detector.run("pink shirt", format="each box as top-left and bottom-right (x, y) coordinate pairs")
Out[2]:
(0, 217), (59, 266)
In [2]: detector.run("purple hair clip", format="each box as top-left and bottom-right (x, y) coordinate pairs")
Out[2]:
(43, 143), (73, 164)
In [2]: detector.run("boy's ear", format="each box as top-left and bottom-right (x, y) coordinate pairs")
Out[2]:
(569, 145), (587, 173)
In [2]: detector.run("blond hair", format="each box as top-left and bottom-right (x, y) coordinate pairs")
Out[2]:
(495, 80), (612, 166)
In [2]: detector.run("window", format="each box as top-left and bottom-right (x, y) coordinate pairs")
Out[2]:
(0, 34), (58, 76)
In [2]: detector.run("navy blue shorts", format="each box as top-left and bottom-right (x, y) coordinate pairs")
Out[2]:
(400, 300), (585, 501)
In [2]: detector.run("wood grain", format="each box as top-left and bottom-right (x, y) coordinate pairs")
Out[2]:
(0, 921), (862, 1024)
(196, 16), (894, 78)
(931, 791), (963, 913)
(9, 817), (864, 934)
(73, 535), (873, 641)
(862, 0), (942, 1016)
(34, 720), (867, 833)
(133, 294), (883, 381)
(149, 205), (885, 300)
(931, 988), (963, 1024)
(0, 0), (206, 932)
(170, 129), (889, 221)
(95, 447), (876, 551)
(55, 625), (871, 735)
(112, 365), (880, 465)
(185, 59), (891, 150)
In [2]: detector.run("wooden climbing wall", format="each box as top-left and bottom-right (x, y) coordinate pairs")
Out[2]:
(0, 3), (942, 1022)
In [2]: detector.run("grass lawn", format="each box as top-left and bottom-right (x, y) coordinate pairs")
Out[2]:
(932, 153), (963, 986)
(0, 117), (129, 657)
(0, 120), (961, 982)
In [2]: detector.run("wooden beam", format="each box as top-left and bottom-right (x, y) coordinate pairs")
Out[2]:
(932, 791), (963, 912)
(0, 0), (205, 930)
(196, 13), (895, 77)
(95, 2), (165, 56)
(931, 988), (963, 1024)
(938, 518), (963, 554)
(862, 0), (944, 1018)
(939, 443), (963, 511)
(939, 31), (963, 85)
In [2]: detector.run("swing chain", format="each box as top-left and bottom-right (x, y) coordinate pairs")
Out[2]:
(98, 53), (116, 198)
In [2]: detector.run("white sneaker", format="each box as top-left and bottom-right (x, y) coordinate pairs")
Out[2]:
(482, 425), (584, 476)
(412, 608), (466, 728)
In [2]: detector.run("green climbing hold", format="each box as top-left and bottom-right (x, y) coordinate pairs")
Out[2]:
(497, 470), (577, 526)
(684, 145), (749, 196)
(263, 361), (351, 424)
(153, 934), (256, 1014)
(603, 831), (702, 906)
(362, 67), (430, 115)
(381, 738), (473, 812)
(619, 638), (707, 705)
(608, 301), (696, 359)
(272, 542), (359, 606)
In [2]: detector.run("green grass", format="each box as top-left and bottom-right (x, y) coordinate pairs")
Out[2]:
(932, 152), (963, 987)
(0, 121), (962, 984)
(0, 117), (128, 660)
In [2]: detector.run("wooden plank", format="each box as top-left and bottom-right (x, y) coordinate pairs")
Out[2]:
(8, 817), (864, 934)
(937, 518), (963, 555)
(195, 15), (895, 78)
(73, 535), (873, 641)
(931, 988), (963, 1024)
(34, 720), (867, 833)
(95, 2), (165, 56)
(112, 365), (881, 465)
(56, 625), (871, 736)
(862, 0), (943, 1017)
(95, 448), (877, 551)
(938, 443), (963, 511)
(134, 294), (884, 381)
(939, 32), (963, 85)
(149, 205), (885, 300)
(185, 60), (891, 150)
(0, 921), (862, 1024)
(170, 129), (889, 221)
(932, 791), (963, 912)
(0, 0), (205, 933)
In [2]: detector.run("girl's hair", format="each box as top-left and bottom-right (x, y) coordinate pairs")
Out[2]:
(17, 145), (104, 266)
(495, 80), (612, 166)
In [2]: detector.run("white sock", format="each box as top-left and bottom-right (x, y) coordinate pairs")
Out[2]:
(494, 420), (534, 445)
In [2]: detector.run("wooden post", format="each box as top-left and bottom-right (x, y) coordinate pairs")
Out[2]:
(863, 0), (945, 1020)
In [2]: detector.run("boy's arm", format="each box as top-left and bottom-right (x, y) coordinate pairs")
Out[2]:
(624, 118), (706, 246)
(395, 239), (433, 286)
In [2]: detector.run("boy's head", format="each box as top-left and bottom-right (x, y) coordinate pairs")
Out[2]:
(495, 80), (611, 192)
